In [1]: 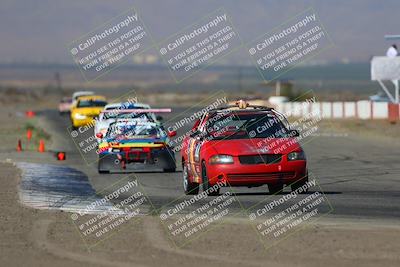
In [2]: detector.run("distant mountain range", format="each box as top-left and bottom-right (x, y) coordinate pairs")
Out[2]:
(1, 0), (399, 64)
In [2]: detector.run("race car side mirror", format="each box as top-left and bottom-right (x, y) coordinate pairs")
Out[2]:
(156, 115), (164, 121)
(96, 133), (103, 139)
(167, 130), (177, 137)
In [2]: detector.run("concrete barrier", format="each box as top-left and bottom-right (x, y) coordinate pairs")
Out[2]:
(372, 102), (388, 119)
(311, 102), (321, 118)
(357, 101), (371, 119)
(332, 102), (343, 118)
(321, 102), (332, 119)
(344, 102), (356, 118)
(275, 100), (398, 120)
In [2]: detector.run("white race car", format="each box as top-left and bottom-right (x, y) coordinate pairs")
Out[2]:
(71, 91), (94, 109)
(94, 102), (165, 142)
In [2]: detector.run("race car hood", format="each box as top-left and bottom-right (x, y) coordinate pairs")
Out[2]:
(208, 137), (302, 155)
(73, 107), (104, 116)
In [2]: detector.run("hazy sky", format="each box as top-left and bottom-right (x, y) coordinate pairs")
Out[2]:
(1, 0), (399, 64)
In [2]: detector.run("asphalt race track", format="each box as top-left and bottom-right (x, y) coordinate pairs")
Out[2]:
(37, 109), (400, 222)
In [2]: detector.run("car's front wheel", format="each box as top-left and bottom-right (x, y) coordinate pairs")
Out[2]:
(98, 157), (110, 174)
(291, 175), (309, 193)
(201, 161), (219, 196)
(183, 164), (199, 195)
(268, 183), (283, 194)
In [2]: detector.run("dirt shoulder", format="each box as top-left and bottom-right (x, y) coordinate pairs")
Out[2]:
(0, 162), (91, 267)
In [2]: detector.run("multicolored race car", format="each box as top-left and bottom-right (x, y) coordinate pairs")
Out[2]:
(181, 100), (308, 195)
(97, 119), (177, 173)
(94, 102), (160, 143)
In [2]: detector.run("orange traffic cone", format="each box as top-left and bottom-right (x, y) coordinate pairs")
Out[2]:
(17, 139), (22, 152)
(26, 110), (35, 118)
(38, 139), (45, 152)
(26, 129), (32, 140)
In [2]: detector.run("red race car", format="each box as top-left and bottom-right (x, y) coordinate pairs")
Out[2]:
(181, 100), (308, 195)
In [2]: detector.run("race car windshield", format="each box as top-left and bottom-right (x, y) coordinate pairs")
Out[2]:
(77, 100), (107, 108)
(205, 113), (291, 140)
(106, 124), (162, 139)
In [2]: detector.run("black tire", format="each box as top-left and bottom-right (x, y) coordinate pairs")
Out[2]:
(268, 183), (284, 194)
(183, 164), (199, 195)
(162, 148), (176, 173)
(98, 158), (110, 174)
(291, 175), (309, 193)
(201, 161), (220, 196)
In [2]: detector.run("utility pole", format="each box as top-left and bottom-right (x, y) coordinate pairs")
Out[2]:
(54, 72), (62, 90)
(237, 66), (242, 91)
(276, 80), (281, 96)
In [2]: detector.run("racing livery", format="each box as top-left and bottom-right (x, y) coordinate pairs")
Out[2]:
(94, 102), (160, 142)
(181, 100), (308, 195)
(97, 120), (176, 173)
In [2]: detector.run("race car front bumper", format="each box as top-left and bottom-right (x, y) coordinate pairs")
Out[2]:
(205, 159), (307, 187)
(98, 147), (176, 172)
(72, 117), (95, 128)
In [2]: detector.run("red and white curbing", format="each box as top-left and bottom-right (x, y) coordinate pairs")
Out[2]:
(275, 101), (400, 120)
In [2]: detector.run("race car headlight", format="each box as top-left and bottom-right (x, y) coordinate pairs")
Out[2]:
(209, 155), (234, 164)
(74, 113), (87, 119)
(287, 151), (305, 161)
